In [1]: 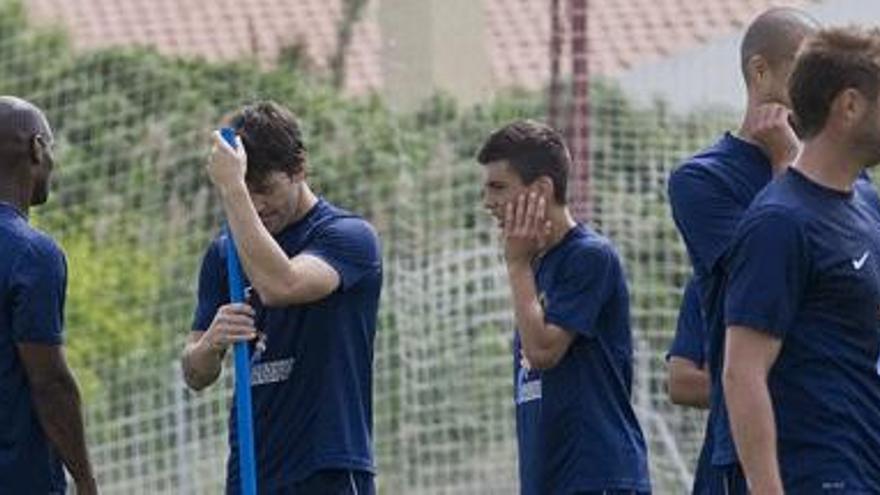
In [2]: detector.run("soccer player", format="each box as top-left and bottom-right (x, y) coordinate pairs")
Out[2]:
(0, 97), (97, 494)
(478, 120), (651, 494)
(724, 27), (880, 493)
(666, 278), (712, 494)
(667, 8), (818, 492)
(181, 101), (382, 494)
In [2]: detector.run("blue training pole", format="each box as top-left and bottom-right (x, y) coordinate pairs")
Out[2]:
(220, 127), (258, 495)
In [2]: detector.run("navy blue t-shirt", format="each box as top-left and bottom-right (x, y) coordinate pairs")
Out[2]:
(667, 278), (707, 366)
(514, 224), (650, 494)
(0, 203), (67, 494)
(668, 133), (772, 467)
(725, 168), (880, 493)
(192, 199), (382, 493)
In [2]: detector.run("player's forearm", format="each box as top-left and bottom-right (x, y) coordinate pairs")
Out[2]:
(724, 366), (783, 494)
(667, 363), (710, 409)
(182, 339), (224, 391)
(30, 372), (96, 487)
(217, 183), (296, 303)
(507, 262), (565, 369)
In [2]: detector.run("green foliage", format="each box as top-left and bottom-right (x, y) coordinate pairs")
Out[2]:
(60, 233), (161, 401)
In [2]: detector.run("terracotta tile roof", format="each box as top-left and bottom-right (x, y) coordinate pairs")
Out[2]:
(27, 0), (383, 95)
(26, 0), (823, 95)
(484, 0), (823, 90)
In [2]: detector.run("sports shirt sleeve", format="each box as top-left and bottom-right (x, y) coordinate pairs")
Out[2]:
(10, 237), (67, 345)
(669, 163), (746, 275)
(191, 238), (228, 331)
(303, 217), (381, 291)
(543, 242), (619, 339)
(724, 207), (810, 338)
(667, 278), (706, 366)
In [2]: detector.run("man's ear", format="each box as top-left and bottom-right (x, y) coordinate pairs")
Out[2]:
(534, 176), (555, 201)
(834, 87), (869, 131)
(30, 134), (46, 166)
(746, 54), (770, 92)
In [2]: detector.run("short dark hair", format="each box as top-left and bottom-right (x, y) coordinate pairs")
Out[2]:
(789, 27), (880, 139)
(226, 101), (307, 186)
(476, 120), (570, 204)
(740, 7), (818, 86)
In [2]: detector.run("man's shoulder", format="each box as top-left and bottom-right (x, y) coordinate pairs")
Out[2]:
(553, 226), (621, 274)
(0, 220), (65, 292)
(748, 173), (807, 213)
(312, 201), (379, 244)
(669, 153), (734, 202)
(669, 135), (761, 193)
(1, 219), (64, 266)
(319, 200), (372, 225)
(675, 134), (734, 167)
(738, 191), (806, 239)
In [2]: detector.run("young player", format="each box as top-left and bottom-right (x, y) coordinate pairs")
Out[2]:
(478, 120), (651, 494)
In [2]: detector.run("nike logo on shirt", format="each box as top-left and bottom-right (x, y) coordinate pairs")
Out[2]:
(853, 251), (871, 270)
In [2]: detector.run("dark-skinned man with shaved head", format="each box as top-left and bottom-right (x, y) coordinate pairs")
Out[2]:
(667, 7), (820, 494)
(0, 96), (96, 494)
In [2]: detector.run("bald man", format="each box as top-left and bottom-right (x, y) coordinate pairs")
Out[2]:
(0, 97), (96, 494)
(667, 8), (819, 494)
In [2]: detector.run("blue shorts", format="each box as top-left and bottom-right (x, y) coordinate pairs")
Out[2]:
(577, 491), (651, 495)
(265, 470), (375, 495)
(703, 463), (747, 495)
(296, 469), (374, 495)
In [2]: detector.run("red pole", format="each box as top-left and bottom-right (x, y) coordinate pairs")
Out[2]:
(569, 0), (590, 222)
(548, 0), (564, 131)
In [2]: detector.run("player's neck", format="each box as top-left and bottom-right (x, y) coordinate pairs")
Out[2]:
(735, 100), (770, 145)
(795, 134), (864, 193)
(0, 179), (31, 218)
(543, 206), (577, 252)
(735, 107), (759, 145)
(292, 183), (317, 220)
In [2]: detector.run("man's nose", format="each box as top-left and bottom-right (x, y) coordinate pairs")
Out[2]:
(481, 188), (493, 210)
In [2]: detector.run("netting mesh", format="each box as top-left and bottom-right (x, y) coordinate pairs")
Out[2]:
(0, 0), (842, 493)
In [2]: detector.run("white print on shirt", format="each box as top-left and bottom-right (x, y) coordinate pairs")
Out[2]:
(250, 332), (268, 364)
(852, 251), (870, 270)
(516, 364), (542, 405)
(821, 480), (845, 491)
(875, 349), (880, 378)
(251, 358), (295, 386)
